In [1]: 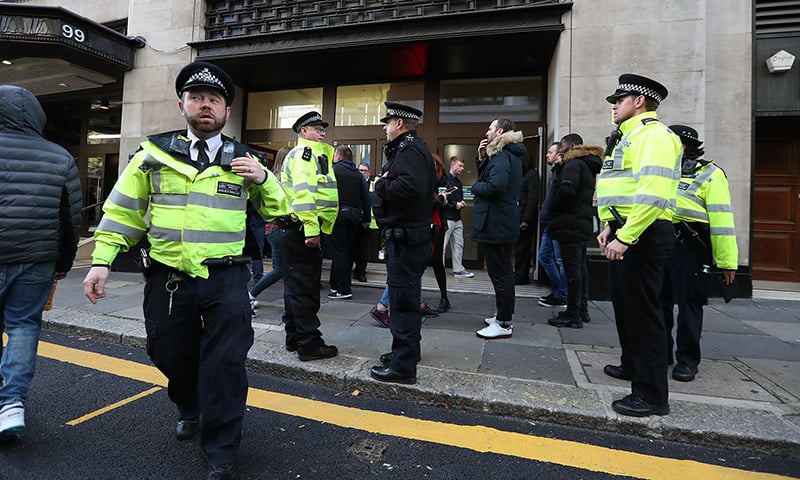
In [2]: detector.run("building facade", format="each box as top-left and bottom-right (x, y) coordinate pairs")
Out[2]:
(3, 0), (792, 296)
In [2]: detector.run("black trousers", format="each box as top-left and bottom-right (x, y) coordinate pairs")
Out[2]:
(281, 225), (325, 354)
(352, 226), (373, 278)
(559, 240), (589, 320)
(514, 224), (535, 282)
(386, 238), (431, 377)
(143, 263), (253, 466)
(483, 243), (515, 324)
(660, 235), (709, 369)
(608, 220), (674, 405)
(329, 208), (361, 295)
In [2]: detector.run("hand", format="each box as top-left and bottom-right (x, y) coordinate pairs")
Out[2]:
(604, 239), (628, 261)
(597, 226), (611, 249)
(231, 153), (267, 184)
(83, 266), (110, 304)
(478, 139), (489, 159)
(722, 269), (736, 285)
(457, 201), (466, 209)
(520, 221), (529, 230)
(362, 222), (370, 229)
(54, 271), (67, 281)
(305, 236), (321, 249)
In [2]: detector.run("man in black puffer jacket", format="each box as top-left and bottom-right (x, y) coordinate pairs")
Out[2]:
(0, 85), (82, 440)
(547, 133), (602, 329)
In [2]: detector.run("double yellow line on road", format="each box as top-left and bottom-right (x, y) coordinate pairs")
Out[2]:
(37, 340), (795, 480)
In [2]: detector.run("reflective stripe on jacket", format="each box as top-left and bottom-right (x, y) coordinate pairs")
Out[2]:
(281, 137), (338, 236)
(92, 137), (290, 278)
(596, 111), (682, 244)
(675, 161), (738, 270)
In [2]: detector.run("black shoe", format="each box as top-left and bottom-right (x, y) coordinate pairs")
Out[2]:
(611, 394), (669, 417)
(548, 314), (582, 328)
(436, 298), (451, 313)
(175, 419), (199, 441)
(580, 313), (591, 323)
(298, 344), (338, 362)
(379, 352), (392, 365)
(285, 343), (297, 352)
(369, 366), (416, 385)
(354, 274), (367, 282)
(207, 463), (238, 480)
(370, 305), (390, 328)
(672, 364), (698, 382)
(538, 294), (567, 308)
(514, 277), (530, 285)
(603, 364), (633, 381)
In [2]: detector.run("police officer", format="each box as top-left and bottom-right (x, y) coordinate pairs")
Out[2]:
(279, 111), (339, 361)
(369, 102), (435, 385)
(82, 62), (290, 480)
(661, 125), (737, 382)
(596, 74), (682, 417)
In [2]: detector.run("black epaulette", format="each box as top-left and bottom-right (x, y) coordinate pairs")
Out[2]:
(641, 117), (658, 125)
(301, 146), (313, 161)
(398, 133), (415, 151)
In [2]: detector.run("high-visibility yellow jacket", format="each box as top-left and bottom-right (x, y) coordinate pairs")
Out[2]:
(596, 111), (682, 245)
(674, 161), (738, 270)
(280, 137), (338, 237)
(92, 131), (291, 278)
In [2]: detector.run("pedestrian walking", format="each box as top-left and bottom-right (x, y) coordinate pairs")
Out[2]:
(82, 62), (290, 479)
(0, 85), (82, 441)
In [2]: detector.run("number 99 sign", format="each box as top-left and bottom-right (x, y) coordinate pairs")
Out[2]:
(62, 24), (85, 43)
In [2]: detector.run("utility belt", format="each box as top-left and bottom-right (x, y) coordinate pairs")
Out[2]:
(135, 248), (249, 279)
(339, 206), (362, 214)
(273, 214), (300, 229)
(383, 225), (431, 246)
(201, 255), (251, 267)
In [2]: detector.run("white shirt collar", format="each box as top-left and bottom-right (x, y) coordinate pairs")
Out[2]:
(186, 131), (223, 162)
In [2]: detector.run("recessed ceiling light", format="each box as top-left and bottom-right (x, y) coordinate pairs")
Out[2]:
(1, 60), (11, 65)
(57, 82), (69, 88)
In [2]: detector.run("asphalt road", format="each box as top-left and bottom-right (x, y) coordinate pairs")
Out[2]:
(0, 329), (797, 480)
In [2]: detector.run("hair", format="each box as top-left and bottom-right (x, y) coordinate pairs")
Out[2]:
(335, 144), (352, 161)
(449, 155), (463, 166)
(644, 97), (659, 111)
(560, 133), (584, 148)
(272, 146), (291, 178)
(402, 117), (419, 129)
(683, 142), (706, 160)
(433, 153), (446, 181)
(493, 117), (516, 133)
(359, 161), (370, 169)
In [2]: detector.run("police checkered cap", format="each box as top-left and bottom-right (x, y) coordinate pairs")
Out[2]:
(606, 73), (668, 104)
(380, 102), (423, 123)
(668, 124), (703, 146)
(175, 61), (235, 104)
(292, 111), (329, 133)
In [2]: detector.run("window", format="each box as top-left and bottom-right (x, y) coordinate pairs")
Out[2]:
(439, 77), (543, 123)
(247, 88), (323, 129)
(335, 82), (424, 126)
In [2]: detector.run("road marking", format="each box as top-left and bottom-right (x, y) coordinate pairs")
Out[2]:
(37, 340), (795, 480)
(66, 386), (162, 426)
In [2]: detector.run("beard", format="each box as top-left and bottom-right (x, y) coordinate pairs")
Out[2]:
(186, 112), (226, 135)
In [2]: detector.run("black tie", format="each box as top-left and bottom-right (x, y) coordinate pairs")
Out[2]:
(195, 140), (210, 171)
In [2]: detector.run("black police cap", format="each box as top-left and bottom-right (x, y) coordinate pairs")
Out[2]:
(175, 61), (235, 105)
(606, 73), (668, 105)
(380, 101), (423, 123)
(669, 124), (703, 146)
(292, 111), (329, 134)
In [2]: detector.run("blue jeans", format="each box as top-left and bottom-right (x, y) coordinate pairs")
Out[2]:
(378, 284), (423, 308)
(538, 227), (567, 299)
(250, 229), (285, 297)
(0, 262), (55, 406)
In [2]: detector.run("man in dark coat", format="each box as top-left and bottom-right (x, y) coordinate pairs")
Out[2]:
(547, 133), (603, 329)
(514, 151), (540, 285)
(0, 85), (82, 440)
(473, 118), (524, 340)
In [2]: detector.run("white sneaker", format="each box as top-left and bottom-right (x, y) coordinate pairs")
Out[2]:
(0, 402), (25, 439)
(476, 322), (512, 339)
(484, 315), (497, 326)
(248, 292), (259, 310)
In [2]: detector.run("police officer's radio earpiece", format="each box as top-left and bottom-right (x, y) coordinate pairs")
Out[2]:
(220, 141), (235, 171)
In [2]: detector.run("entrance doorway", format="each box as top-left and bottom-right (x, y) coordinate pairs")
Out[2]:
(752, 117), (800, 282)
